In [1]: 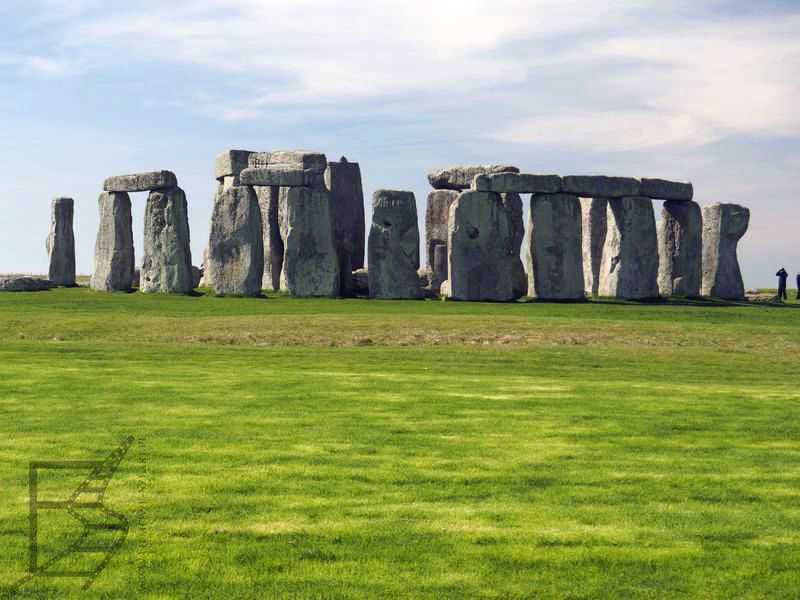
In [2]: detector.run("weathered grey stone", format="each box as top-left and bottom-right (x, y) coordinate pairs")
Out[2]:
(501, 192), (527, 298)
(352, 268), (369, 296)
(473, 173), (563, 194)
(133, 268), (140, 287)
(254, 186), (284, 292)
(215, 150), (253, 180)
(701, 203), (750, 300)
(527, 194), (585, 300)
(208, 186), (264, 297)
(368, 190), (422, 299)
(432, 243), (448, 293)
(580, 198), (608, 296)
(427, 165), (519, 191)
(248, 150), (328, 173)
(199, 246), (212, 287)
(447, 191), (514, 301)
(657, 200), (702, 296)
(563, 176), (641, 199)
(140, 187), (194, 294)
(240, 167), (322, 188)
(221, 176), (240, 191)
(326, 158), (365, 295)
(640, 178), (693, 201)
(46, 197), (76, 287)
(280, 187), (340, 297)
(191, 266), (201, 289)
(424, 190), (460, 268)
(597, 196), (659, 299)
(90, 192), (135, 291)
(103, 171), (177, 193)
(0, 277), (55, 292)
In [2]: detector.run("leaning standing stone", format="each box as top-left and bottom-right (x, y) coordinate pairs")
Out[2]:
(140, 187), (194, 293)
(90, 192), (135, 291)
(657, 200), (702, 296)
(447, 191), (514, 301)
(46, 197), (76, 287)
(701, 203), (750, 299)
(580, 198), (608, 296)
(527, 194), (585, 300)
(280, 188), (340, 297)
(368, 190), (423, 299)
(598, 196), (659, 299)
(326, 157), (365, 295)
(208, 186), (264, 296)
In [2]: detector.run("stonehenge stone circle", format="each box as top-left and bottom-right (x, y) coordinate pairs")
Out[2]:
(527, 194), (585, 300)
(140, 187), (194, 294)
(447, 191), (514, 302)
(473, 173), (562, 194)
(427, 165), (519, 191)
(90, 192), (135, 291)
(424, 189), (460, 268)
(280, 187), (340, 297)
(326, 157), (365, 295)
(657, 200), (702, 296)
(103, 171), (177, 193)
(701, 203), (750, 300)
(580, 198), (608, 296)
(208, 186), (264, 297)
(562, 176), (641, 199)
(598, 196), (659, 299)
(640, 178), (693, 201)
(46, 197), (76, 287)
(368, 190), (423, 299)
(501, 191), (527, 298)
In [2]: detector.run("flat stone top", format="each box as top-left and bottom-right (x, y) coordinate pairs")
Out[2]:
(248, 150), (328, 173)
(562, 175), (641, 198)
(240, 166), (321, 187)
(639, 178), (693, 201)
(103, 171), (177, 193)
(215, 150), (253, 180)
(474, 173), (563, 194)
(428, 165), (519, 190)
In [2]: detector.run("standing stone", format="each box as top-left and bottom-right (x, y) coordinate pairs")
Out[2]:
(424, 190), (460, 268)
(255, 186), (284, 292)
(208, 186), (263, 297)
(46, 197), (76, 286)
(325, 157), (365, 295)
(432, 243), (448, 293)
(598, 197), (659, 299)
(657, 200), (702, 296)
(140, 187), (194, 293)
(580, 198), (608, 296)
(447, 191), (514, 301)
(199, 246), (212, 287)
(527, 194), (585, 300)
(501, 192), (527, 298)
(368, 190), (422, 299)
(280, 188), (340, 297)
(90, 192), (134, 291)
(701, 203), (750, 300)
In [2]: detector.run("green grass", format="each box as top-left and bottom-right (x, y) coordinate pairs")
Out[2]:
(1, 289), (799, 598)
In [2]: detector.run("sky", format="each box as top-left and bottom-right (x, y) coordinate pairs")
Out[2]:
(1, 0), (798, 287)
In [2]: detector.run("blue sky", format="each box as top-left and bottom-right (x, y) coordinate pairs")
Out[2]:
(1, 0), (798, 286)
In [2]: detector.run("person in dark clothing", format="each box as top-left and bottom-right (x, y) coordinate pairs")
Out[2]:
(797, 272), (800, 300)
(776, 268), (788, 300)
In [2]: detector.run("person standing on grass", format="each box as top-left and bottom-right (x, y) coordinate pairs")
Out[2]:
(776, 268), (788, 300)
(796, 271), (800, 300)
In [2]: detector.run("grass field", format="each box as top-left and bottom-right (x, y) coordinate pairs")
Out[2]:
(1, 288), (799, 598)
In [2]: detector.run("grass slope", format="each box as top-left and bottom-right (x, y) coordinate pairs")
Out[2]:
(0, 289), (799, 598)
